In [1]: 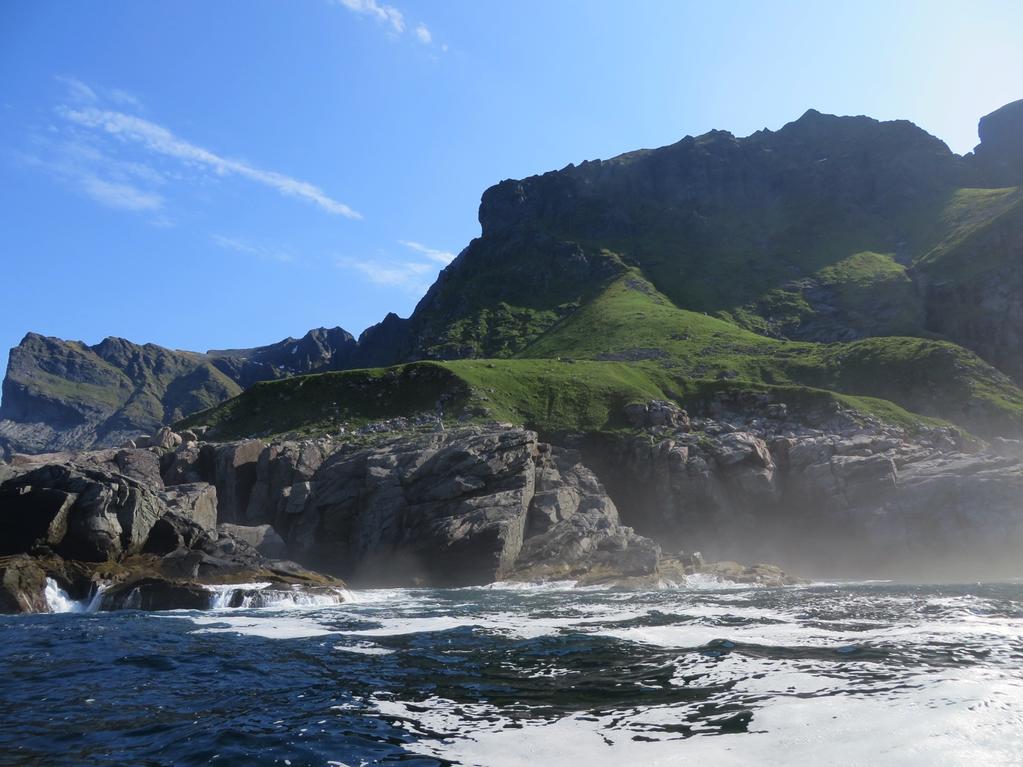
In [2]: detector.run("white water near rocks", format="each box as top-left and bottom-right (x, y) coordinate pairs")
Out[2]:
(43, 578), (106, 613)
(206, 582), (352, 610)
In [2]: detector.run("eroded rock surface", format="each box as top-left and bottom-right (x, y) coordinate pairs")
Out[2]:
(593, 392), (1023, 578)
(156, 426), (659, 586)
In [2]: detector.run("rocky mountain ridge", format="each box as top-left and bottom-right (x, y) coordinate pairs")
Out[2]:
(4, 99), (1023, 456)
(0, 326), (383, 456)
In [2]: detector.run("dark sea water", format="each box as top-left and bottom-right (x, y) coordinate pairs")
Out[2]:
(2, 579), (1022, 766)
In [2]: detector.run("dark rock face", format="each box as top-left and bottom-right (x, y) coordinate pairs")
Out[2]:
(973, 99), (1023, 184)
(0, 456), (343, 613)
(165, 427), (659, 587)
(217, 523), (287, 559)
(0, 465), (166, 561)
(588, 395), (1023, 579)
(914, 199), (1023, 385)
(0, 555), (50, 613)
(100, 577), (212, 612)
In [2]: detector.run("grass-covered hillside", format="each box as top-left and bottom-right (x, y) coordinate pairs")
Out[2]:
(182, 268), (1023, 441)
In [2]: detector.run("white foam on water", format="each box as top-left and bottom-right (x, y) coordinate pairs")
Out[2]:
(207, 582), (274, 609)
(334, 642), (395, 656)
(336, 603), (659, 642)
(43, 579), (80, 613)
(682, 572), (763, 591)
(480, 579), (583, 592)
(377, 672), (1023, 767)
(43, 578), (107, 614)
(188, 614), (342, 639)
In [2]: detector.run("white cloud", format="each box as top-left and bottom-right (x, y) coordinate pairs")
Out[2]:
(333, 0), (443, 49)
(55, 75), (145, 111)
(337, 256), (435, 293)
(336, 0), (405, 33)
(60, 106), (361, 219)
(80, 176), (163, 210)
(399, 239), (455, 264)
(211, 234), (295, 263)
(15, 139), (166, 212)
(55, 75), (97, 104)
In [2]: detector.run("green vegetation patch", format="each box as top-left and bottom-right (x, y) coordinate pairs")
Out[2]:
(179, 363), (471, 441)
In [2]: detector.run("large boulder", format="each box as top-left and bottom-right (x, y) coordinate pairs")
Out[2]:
(217, 523), (287, 559)
(10, 448), (163, 488)
(0, 555), (49, 613)
(0, 465), (166, 561)
(160, 483), (218, 531)
(212, 441), (266, 523)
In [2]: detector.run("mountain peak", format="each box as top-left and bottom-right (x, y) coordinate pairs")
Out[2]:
(974, 99), (1023, 183)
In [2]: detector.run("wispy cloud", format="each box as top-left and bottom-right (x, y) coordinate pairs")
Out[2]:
(337, 256), (436, 293)
(336, 0), (405, 33)
(16, 138), (166, 212)
(55, 75), (145, 111)
(60, 105), (361, 219)
(399, 240), (455, 265)
(338, 240), (454, 293)
(212, 234), (295, 263)
(333, 0), (438, 47)
(80, 176), (163, 211)
(22, 76), (360, 221)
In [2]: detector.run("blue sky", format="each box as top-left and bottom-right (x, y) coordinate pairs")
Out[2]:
(1, 0), (1022, 382)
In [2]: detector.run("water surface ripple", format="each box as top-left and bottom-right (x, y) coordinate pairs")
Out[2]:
(2, 581), (1022, 766)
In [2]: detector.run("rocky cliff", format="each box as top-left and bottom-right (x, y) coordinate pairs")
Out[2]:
(581, 394), (1023, 581)
(0, 444), (343, 613)
(0, 424), (668, 611)
(5, 404), (1021, 613)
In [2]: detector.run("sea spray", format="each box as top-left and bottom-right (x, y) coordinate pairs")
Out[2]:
(43, 579), (108, 613)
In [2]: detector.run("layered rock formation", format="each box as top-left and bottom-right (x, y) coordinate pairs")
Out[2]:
(0, 447), (343, 613)
(160, 426), (658, 587)
(0, 424), (665, 611)
(585, 394), (1023, 580)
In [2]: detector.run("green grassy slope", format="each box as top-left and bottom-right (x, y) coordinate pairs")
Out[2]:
(182, 269), (1023, 441)
(521, 272), (1023, 435)
(180, 356), (949, 442)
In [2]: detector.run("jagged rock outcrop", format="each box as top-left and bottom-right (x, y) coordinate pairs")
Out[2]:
(0, 424), (661, 608)
(0, 452), (342, 613)
(587, 393), (1023, 579)
(972, 99), (1023, 185)
(160, 426), (659, 587)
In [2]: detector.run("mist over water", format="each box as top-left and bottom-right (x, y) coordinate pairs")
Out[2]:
(2, 580), (1022, 766)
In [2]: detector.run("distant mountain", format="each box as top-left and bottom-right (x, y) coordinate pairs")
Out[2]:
(0, 327), (359, 455)
(5, 99), (1023, 454)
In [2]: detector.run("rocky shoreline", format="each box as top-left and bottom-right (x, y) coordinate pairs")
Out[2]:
(4, 390), (1023, 613)
(1, 416), (804, 614)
